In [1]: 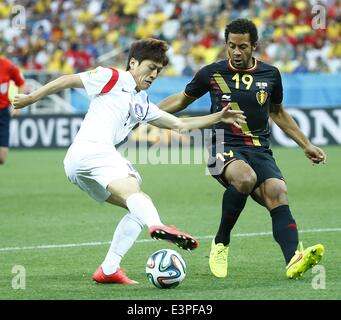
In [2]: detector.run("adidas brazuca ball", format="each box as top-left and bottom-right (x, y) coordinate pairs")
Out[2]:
(146, 249), (186, 289)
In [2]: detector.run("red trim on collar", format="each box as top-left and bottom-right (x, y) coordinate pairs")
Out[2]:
(227, 58), (258, 72)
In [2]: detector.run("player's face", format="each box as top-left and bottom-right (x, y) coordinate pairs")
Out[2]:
(129, 59), (163, 90)
(226, 33), (256, 69)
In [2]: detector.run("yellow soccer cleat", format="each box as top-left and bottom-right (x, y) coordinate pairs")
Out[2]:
(286, 242), (325, 279)
(209, 240), (229, 278)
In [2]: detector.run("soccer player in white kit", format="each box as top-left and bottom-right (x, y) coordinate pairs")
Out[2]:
(13, 39), (246, 284)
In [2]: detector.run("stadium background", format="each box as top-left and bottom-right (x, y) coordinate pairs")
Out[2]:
(1, 0), (341, 301)
(0, 0), (340, 148)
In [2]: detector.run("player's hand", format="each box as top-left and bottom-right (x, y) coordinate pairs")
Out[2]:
(304, 143), (326, 164)
(220, 105), (246, 129)
(12, 94), (34, 109)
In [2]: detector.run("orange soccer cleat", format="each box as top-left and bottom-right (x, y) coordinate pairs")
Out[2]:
(92, 266), (138, 284)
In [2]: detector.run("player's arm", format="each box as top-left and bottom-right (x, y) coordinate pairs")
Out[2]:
(158, 66), (209, 113)
(270, 103), (326, 164)
(158, 91), (196, 113)
(150, 105), (245, 132)
(13, 74), (84, 109)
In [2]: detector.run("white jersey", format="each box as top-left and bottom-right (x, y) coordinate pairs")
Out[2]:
(74, 66), (164, 146)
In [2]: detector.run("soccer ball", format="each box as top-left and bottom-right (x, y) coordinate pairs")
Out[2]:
(146, 249), (186, 289)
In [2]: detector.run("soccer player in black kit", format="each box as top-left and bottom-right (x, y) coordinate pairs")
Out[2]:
(159, 19), (326, 279)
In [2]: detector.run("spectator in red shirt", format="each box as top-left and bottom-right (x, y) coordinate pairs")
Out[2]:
(0, 44), (26, 165)
(65, 42), (93, 73)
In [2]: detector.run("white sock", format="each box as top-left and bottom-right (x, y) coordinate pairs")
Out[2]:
(126, 193), (163, 228)
(101, 212), (143, 275)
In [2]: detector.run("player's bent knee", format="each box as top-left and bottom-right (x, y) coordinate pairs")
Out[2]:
(106, 176), (141, 205)
(277, 189), (289, 205)
(105, 194), (127, 208)
(273, 183), (288, 199)
(264, 186), (288, 209)
(232, 172), (257, 194)
(225, 161), (257, 194)
(110, 188), (141, 203)
(140, 192), (152, 202)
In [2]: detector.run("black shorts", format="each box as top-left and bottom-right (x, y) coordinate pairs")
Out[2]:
(207, 144), (284, 189)
(0, 106), (10, 147)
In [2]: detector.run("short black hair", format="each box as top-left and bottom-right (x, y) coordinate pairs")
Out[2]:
(126, 38), (169, 71)
(224, 19), (258, 45)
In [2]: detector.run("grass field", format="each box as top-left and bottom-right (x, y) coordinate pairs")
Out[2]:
(0, 146), (340, 300)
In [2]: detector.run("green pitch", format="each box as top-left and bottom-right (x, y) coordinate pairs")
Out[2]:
(0, 146), (340, 300)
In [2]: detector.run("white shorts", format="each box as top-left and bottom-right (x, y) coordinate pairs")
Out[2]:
(63, 141), (142, 203)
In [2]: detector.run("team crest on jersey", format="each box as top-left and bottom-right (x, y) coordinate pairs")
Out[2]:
(255, 82), (268, 106)
(0, 83), (8, 94)
(256, 90), (268, 106)
(134, 103), (144, 119)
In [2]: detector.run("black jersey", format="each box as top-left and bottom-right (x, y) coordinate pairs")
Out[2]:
(184, 59), (283, 148)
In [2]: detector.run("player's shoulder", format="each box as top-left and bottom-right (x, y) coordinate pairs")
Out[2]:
(195, 60), (227, 76)
(202, 60), (227, 72)
(87, 66), (119, 76)
(257, 60), (280, 74)
(84, 66), (125, 88)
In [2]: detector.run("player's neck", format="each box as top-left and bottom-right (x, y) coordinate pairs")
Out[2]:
(228, 57), (256, 71)
(127, 70), (140, 92)
(246, 57), (255, 69)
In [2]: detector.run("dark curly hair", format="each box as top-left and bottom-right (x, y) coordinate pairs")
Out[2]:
(224, 19), (258, 45)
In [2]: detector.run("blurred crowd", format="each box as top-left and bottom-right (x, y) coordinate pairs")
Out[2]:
(0, 0), (340, 76)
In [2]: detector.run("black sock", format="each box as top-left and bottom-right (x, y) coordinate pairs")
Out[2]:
(271, 205), (299, 264)
(215, 184), (248, 246)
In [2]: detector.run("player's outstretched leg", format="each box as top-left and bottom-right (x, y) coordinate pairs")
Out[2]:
(148, 225), (198, 251)
(125, 192), (198, 250)
(286, 242), (325, 279)
(92, 266), (138, 284)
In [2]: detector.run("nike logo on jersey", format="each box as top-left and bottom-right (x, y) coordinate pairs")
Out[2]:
(221, 94), (231, 101)
(121, 88), (131, 93)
